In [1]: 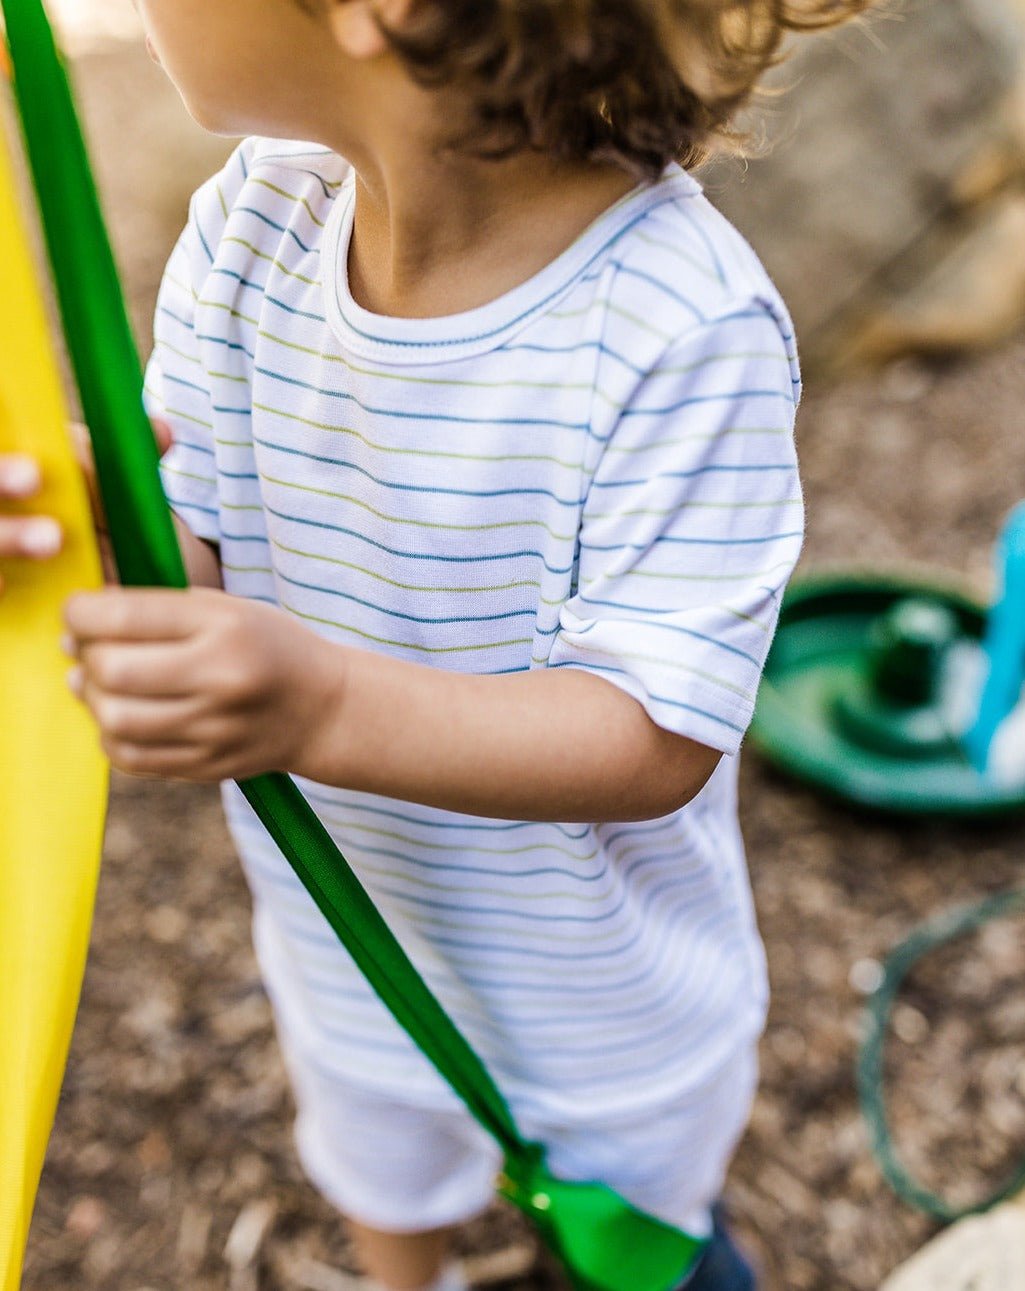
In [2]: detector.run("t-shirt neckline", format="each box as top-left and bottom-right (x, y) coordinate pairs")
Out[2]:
(320, 165), (701, 367)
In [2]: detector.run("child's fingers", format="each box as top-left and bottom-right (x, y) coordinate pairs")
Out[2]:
(0, 456), (61, 596)
(63, 587), (198, 644)
(0, 454), (41, 498)
(0, 514), (63, 559)
(72, 681), (196, 747)
(70, 639), (199, 700)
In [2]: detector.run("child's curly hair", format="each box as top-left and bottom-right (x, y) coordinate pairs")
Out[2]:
(375, 0), (871, 180)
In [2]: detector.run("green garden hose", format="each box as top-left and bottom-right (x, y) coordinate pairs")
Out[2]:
(858, 887), (1025, 1221)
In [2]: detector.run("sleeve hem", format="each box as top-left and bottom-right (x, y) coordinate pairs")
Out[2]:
(547, 660), (753, 757)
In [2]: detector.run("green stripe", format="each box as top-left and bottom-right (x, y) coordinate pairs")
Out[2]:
(163, 405), (213, 431)
(221, 562), (274, 575)
(269, 535), (563, 603)
(164, 268), (199, 303)
(584, 559), (795, 586)
(631, 228), (721, 281)
(252, 401), (585, 471)
(160, 463), (216, 486)
(548, 300), (675, 342)
(250, 176), (327, 228)
(259, 470), (577, 541)
(154, 336), (202, 368)
(223, 236), (319, 286)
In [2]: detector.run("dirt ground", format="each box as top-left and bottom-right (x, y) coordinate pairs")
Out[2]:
(17, 38), (1025, 1291)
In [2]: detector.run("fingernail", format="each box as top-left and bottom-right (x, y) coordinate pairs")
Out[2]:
(2, 456), (40, 495)
(60, 633), (77, 658)
(67, 666), (83, 696)
(22, 519), (62, 557)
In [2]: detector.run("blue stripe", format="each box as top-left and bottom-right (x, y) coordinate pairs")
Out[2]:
(232, 205), (318, 255)
(619, 388), (794, 417)
(498, 338), (647, 377)
(677, 205), (727, 284)
(580, 529), (803, 552)
(548, 659), (746, 734)
(208, 271), (327, 324)
(164, 435), (215, 458)
(612, 261), (704, 319)
(194, 211), (214, 265)
(158, 304), (198, 335)
(254, 361), (590, 431)
(253, 435), (586, 505)
(261, 503), (573, 572)
(589, 461), (794, 490)
(273, 568), (538, 628)
(162, 370), (215, 401)
(564, 597), (761, 666)
(166, 497), (218, 519)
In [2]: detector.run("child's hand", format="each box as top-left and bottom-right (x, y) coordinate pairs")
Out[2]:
(62, 586), (342, 783)
(0, 454), (63, 594)
(0, 419), (175, 593)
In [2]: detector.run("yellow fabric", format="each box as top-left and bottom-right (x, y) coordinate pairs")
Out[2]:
(0, 114), (107, 1290)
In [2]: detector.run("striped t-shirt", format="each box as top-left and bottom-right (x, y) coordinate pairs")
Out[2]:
(148, 137), (802, 1136)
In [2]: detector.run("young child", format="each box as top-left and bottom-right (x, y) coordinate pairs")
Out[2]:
(1, 1), (866, 1287)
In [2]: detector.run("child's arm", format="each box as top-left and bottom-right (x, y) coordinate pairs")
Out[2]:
(60, 584), (719, 822)
(302, 644), (723, 821)
(171, 514), (223, 589)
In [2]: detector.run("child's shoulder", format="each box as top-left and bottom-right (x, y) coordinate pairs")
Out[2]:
(206, 135), (350, 198)
(570, 166), (796, 389)
(606, 167), (791, 339)
(182, 137), (350, 270)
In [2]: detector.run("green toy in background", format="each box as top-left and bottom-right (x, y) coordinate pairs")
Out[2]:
(1, 3), (708, 1287)
(749, 502), (1025, 817)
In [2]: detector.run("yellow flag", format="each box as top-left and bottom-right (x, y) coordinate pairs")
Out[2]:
(0, 108), (108, 1290)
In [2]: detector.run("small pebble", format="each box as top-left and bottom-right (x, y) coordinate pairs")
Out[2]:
(66, 1195), (107, 1239)
(892, 1003), (930, 1045)
(848, 958), (885, 995)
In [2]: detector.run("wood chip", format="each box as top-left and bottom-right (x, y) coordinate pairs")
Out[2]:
(224, 1198), (277, 1270)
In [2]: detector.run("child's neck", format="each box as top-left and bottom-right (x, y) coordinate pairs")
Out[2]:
(346, 148), (640, 320)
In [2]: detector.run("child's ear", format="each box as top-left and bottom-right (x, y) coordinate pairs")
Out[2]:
(328, 0), (421, 60)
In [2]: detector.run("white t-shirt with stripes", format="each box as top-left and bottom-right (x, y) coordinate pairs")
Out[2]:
(148, 138), (802, 1145)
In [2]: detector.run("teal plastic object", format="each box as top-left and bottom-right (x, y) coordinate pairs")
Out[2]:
(964, 503), (1025, 773)
(749, 572), (1025, 816)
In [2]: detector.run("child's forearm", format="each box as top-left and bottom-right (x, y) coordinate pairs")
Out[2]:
(296, 646), (722, 823)
(172, 514), (223, 589)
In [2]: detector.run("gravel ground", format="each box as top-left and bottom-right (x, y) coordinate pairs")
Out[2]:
(16, 37), (1025, 1291)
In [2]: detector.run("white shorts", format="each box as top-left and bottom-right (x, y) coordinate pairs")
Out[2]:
(276, 1019), (758, 1238)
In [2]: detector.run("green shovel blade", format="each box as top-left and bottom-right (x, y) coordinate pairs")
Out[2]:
(501, 1159), (705, 1291)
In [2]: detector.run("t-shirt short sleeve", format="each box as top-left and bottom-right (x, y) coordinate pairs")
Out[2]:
(143, 141), (255, 545)
(547, 302), (804, 757)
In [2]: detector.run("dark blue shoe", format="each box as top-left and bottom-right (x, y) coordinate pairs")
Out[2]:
(678, 1208), (756, 1291)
